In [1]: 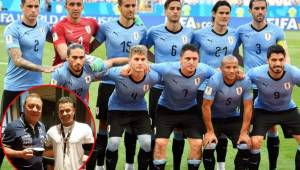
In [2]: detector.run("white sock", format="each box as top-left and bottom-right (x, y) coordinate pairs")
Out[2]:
(217, 162), (225, 170)
(96, 165), (105, 170)
(125, 163), (135, 170)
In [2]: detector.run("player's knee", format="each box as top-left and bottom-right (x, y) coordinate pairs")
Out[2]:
(251, 137), (263, 149)
(107, 137), (121, 152)
(268, 126), (278, 133)
(190, 139), (202, 150)
(138, 134), (152, 152)
(155, 138), (168, 150)
(204, 142), (217, 150)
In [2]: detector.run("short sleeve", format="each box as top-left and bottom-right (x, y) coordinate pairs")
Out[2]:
(83, 124), (94, 144)
(4, 24), (20, 49)
(2, 123), (17, 147)
(203, 74), (219, 100)
(52, 23), (66, 46)
(95, 23), (107, 43)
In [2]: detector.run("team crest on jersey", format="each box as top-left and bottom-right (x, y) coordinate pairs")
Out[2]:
(182, 36), (188, 44)
(236, 86), (243, 95)
(50, 79), (58, 85)
(52, 33), (58, 42)
(5, 35), (13, 45)
(143, 84), (150, 92)
(228, 36), (234, 45)
(85, 25), (91, 34)
(264, 32), (272, 41)
(284, 82), (291, 90)
(194, 78), (201, 86)
(133, 32), (140, 41)
(204, 86), (213, 96)
(85, 76), (91, 84)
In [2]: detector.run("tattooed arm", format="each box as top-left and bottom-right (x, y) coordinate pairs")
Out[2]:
(9, 48), (58, 73)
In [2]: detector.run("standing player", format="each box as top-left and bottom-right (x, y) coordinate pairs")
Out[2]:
(90, 0), (147, 169)
(247, 45), (300, 170)
(50, 43), (128, 102)
(104, 45), (160, 170)
(1, 0), (56, 166)
(146, 0), (194, 168)
(192, 1), (238, 169)
(236, 1), (291, 169)
(151, 44), (215, 170)
(202, 56), (253, 170)
(51, 0), (99, 66)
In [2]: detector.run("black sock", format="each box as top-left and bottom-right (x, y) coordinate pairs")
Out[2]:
(234, 149), (250, 170)
(125, 132), (137, 164)
(249, 152), (260, 170)
(188, 161), (200, 170)
(296, 150), (300, 170)
(216, 137), (228, 162)
(106, 149), (118, 170)
(267, 136), (279, 170)
(153, 162), (166, 170)
(138, 148), (151, 170)
(172, 138), (184, 170)
(97, 133), (108, 166)
(0, 147), (4, 167)
(203, 149), (215, 170)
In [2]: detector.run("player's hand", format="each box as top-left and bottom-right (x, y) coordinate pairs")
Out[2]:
(120, 64), (131, 76)
(134, 15), (144, 26)
(237, 68), (245, 80)
(203, 131), (218, 147)
(88, 56), (104, 72)
(238, 133), (251, 147)
(20, 148), (34, 159)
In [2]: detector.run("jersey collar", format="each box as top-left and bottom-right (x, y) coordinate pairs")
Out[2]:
(211, 28), (228, 36)
(117, 20), (135, 29)
(165, 25), (183, 34)
(268, 70), (286, 81)
(251, 24), (268, 32)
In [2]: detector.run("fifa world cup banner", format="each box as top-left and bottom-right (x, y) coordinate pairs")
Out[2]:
(1, 11), (300, 31)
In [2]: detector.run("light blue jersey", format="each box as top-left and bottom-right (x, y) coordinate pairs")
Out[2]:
(4, 19), (51, 91)
(192, 27), (238, 90)
(192, 27), (237, 68)
(203, 72), (253, 118)
(95, 20), (147, 84)
(236, 23), (285, 72)
(146, 24), (194, 63)
(51, 58), (106, 101)
(151, 62), (216, 110)
(107, 67), (161, 111)
(247, 64), (300, 111)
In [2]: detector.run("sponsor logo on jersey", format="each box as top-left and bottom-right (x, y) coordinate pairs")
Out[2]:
(205, 86), (213, 96)
(50, 79), (58, 85)
(195, 78), (201, 85)
(133, 31), (140, 41)
(5, 35), (13, 45)
(85, 25), (91, 34)
(52, 32), (58, 42)
(143, 84), (150, 91)
(85, 75), (92, 84)
(236, 86), (243, 95)
(182, 35), (188, 44)
(284, 82), (291, 90)
(264, 32), (272, 41)
(228, 36), (234, 45)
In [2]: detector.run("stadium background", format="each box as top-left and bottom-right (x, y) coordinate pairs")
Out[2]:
(0, 0), (300, 169)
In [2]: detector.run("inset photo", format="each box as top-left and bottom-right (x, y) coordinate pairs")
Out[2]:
(0, 85), (96, 170)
